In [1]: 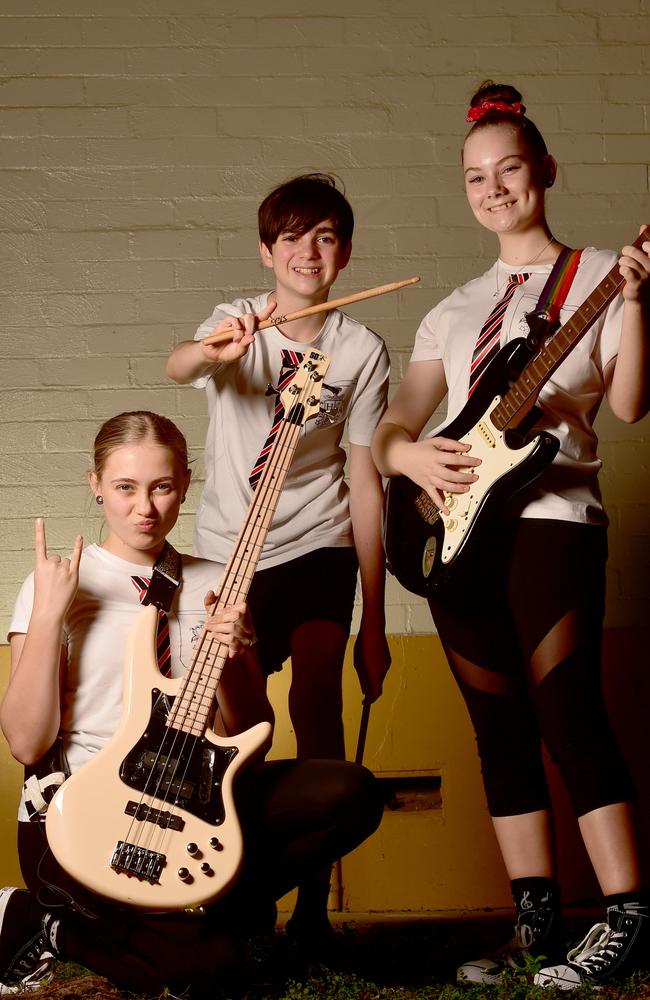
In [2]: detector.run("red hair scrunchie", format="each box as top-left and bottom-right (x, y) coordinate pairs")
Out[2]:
(466, 99), (526, 123)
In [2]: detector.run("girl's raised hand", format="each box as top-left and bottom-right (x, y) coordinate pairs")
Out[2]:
(200, 299), (277, 366)
(620, 225), (650, 302)
(32, 518), (83, 622)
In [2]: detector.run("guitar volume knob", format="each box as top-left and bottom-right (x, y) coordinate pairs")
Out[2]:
(210, 837), (223, 851)
(178, 867), (192, 883)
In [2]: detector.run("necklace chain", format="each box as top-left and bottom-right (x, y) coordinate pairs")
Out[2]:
(526, 235), (556, 266)
(494, 236), (556, 296)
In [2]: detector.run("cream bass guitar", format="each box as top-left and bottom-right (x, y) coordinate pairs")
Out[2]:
(384, 234), (645, 598)
(46, 350), (330, 911)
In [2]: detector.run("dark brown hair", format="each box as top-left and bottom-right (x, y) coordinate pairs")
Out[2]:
(93, 411), (189, 479)
(258, 173), (354, 250)
(465, 81), (548, 162)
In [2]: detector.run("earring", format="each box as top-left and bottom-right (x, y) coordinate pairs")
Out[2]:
(95, 495), (104, 506)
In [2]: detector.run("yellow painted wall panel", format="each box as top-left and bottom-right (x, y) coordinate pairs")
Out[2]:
(0, 646), (26, 888)
(2, 629), (648, 915)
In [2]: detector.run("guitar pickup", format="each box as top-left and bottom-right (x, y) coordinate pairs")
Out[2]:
(141, 751), (195, 800)
(125, 800), (184, 831)
(476, 422), (495, 448)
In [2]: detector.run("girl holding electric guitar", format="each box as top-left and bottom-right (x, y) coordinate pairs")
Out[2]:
(1, 411), (382, 998)
(372, 82), (650, 989)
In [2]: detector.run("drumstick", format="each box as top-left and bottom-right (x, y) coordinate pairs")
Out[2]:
(355, 698), (371, 765)
(201, 276), (420, 347)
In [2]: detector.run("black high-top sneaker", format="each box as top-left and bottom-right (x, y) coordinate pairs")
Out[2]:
(534, 903), (650, 990)
(0, 887), (56, 995)
(457, 878), (565, 985)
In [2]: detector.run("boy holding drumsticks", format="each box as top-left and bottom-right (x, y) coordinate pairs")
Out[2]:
(166, 173), (390, 951)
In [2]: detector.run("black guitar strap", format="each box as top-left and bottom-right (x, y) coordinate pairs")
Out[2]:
(142, 540), (182, 612)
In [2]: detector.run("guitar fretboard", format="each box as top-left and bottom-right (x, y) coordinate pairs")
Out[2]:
(169, 356), (329, 736)
(492, 232), (645, 431)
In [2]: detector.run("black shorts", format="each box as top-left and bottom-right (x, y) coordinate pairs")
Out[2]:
(247, 546), (359, 676)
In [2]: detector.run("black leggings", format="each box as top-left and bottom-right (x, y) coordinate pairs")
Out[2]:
(428, 519), (635, 819)
(19, 758), (383, 998)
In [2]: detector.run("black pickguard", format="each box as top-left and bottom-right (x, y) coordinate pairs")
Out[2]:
(119, 689), (239, 826)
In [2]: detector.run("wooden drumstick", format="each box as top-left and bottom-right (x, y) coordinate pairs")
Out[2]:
(201, 276), (420, 347)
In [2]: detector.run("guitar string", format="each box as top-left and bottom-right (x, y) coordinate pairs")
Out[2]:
(494, 264), (624, 429)
(131, 392), (309, 862)
(114, 363), (322, 879)
(500, 232), (645, 427)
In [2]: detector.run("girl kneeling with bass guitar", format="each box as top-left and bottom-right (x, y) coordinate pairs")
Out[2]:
(1, 410), (382, 999)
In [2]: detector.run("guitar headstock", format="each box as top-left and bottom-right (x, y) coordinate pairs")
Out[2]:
(279, 349), (331, 426)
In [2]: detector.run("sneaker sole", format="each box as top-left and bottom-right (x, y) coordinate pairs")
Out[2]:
(534, 966), (583, 990)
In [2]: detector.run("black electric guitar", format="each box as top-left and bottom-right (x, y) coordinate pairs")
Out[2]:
(385, 234), (645, 598)
(46, 350), (330, 911)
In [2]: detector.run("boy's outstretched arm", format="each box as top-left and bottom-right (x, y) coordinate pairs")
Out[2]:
(349, 444), (391, 703)
(165, 300), (276, 384)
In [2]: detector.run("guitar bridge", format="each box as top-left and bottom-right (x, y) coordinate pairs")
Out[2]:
(415, 490), (440, 525)
(111, 840), (166, 883)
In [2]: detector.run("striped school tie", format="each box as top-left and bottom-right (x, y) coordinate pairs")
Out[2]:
(468, 273), (529, 397)
(249, 348), (304, 490)
(131, 575), (171, 676)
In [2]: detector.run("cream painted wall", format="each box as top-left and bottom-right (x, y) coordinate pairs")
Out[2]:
(1, 0), (649, 636)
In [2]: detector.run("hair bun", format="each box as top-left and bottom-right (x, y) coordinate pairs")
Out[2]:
(466, 81), (526, 123)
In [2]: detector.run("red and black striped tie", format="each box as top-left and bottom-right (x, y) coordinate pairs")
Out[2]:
(249, 348), (304, 490)
(131, 575), (171, 676)
(468, 273), (529, 397)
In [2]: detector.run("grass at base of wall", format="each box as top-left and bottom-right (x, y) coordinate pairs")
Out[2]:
(22, 920), (650, 1000)
(24, 963), (650, 1000)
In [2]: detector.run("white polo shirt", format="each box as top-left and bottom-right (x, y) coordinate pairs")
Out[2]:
(191, 293), (389, 568)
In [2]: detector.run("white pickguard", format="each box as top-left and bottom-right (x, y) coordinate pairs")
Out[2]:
(439, 397), (537, 564)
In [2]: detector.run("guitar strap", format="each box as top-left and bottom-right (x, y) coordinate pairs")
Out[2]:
(142, 540), (183, 612)
(24, 541), (183, 821)
(526, 246), (583, 350)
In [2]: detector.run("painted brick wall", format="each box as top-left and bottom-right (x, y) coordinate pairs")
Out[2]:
(1, 0), (649, 637)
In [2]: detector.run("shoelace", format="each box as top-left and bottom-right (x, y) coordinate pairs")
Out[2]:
(12, 937), (51, 977)
(567, 921), (626, 972)
(0, 958), (55, 996)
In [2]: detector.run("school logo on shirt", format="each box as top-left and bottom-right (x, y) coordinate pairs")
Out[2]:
(313, 384), (344, 428)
